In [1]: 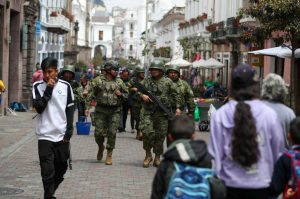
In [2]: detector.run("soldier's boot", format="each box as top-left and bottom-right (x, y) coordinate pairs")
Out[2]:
(136, 130), (141, 140)
(153, 155), (161, 167)
(143, 151), (153, 168)
(138, 132), (143, 141)
(105, 150), (113, 165)
(97, 144), (105, 161)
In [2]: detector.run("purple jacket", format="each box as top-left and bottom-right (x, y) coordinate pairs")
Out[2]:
(208, 99), (285, 189)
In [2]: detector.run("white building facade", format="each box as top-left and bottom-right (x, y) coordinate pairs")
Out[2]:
(112, 6), (146, 61)
(72, 0), (94, 63)
(38, 0), (71, 68)
(145, 0), (185, 62)
(154, 7), (185, 60)
(91, 5), (114, 59)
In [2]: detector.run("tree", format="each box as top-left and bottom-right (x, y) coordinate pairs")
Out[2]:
(240, 0), (300, 114)
(92, 52), (103, 66)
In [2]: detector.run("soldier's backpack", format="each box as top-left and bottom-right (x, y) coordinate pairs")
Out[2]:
(284, 148), (300, 199)
(164, 162), (214, 199)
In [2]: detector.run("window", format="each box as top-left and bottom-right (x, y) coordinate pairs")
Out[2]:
(130, 23), (134, 30)
(130, 32), (133, 38)
(131, 13), (133, 18)
(129, 45), (133, 51)
(99, 31), (104, 40)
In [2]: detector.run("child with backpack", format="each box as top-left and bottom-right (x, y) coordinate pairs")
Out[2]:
(270, 117), (300, 199)
(151, 115), (224, 199)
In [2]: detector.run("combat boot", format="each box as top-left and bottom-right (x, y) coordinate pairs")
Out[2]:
(138, 132), (143, 141)
(143, 151), (153, 168)
(105, 150), (113, 165)
(136, 130), (141, 140)
(97, 144), (105, 160)
(153, 155), (161, 167)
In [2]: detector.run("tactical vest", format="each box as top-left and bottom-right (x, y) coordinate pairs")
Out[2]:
(175, 79), (186, 108)
(96, 80), (121, 107)
(143, 77), (171, 111)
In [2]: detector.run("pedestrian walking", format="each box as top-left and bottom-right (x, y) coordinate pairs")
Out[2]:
(166, 64), (195, 146)
(261, 73), (296, 148)
(128, 65), (145, 140)
(270, 117), (300, 199)
(208, 64), (285, 199)
(119, 68), (131, 132)
(85, 60), (128, 165)
(32, 57), (75, 199)
(139, 60), (180, 168)
(0, 79), (6, 108)
(75, 74), (89, 120)
(32, 62), (44, 83)
(151, 115), (212, 199)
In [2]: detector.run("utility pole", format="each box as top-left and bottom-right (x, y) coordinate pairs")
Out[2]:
(144, 0), (150, 75)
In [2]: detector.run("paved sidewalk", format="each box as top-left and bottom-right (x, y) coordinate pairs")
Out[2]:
(0, 113), (157, 199)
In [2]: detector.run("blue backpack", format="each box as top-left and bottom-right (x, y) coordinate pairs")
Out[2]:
(165, 162), (214, 199)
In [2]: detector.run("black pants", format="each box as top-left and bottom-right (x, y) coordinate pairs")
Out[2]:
(226, 187), (269, 199)
(77, 102), (85, 121)
(121, 102), (132, 130)
(38, 140), (69, 199)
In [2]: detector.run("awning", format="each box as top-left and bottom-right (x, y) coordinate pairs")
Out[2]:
(192, 59), (207, 68)
(201, 58), (224, 69)
(165, 58), (191, 67)
(249, 45), (300, 58)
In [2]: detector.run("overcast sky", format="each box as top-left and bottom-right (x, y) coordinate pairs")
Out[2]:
(103, 0), (146, 12)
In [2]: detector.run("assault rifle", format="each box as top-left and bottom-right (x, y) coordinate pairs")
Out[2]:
(132, 78), (174, 119)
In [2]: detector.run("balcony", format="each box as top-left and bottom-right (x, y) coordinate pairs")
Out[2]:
(210, 29), (227, 44)
(226, 27), (242, 39)
(46, 15), (70, 34)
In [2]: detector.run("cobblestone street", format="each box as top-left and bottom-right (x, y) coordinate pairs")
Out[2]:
(0, 112), (208, 199)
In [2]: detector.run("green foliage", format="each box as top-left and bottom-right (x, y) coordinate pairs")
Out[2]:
(118, 57), (128, 67)
(75, 60), (87, 71)
(240, 0), (300, 46)
(142, 44), (150, 56)
(92, 52), (103, 66)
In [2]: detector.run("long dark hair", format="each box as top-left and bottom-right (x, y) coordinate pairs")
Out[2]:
(231, 84), (260, 168)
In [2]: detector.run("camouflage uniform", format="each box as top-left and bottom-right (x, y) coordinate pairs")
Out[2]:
(166, 65), (195, 115)
(166, 65), (195, 146)
(139, 60), (180, 167)
(86, 61), (128, 165)
(127, 66), (144, 140)
(75, 80), (90, 120)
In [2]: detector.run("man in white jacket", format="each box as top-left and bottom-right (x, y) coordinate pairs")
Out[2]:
(32, 57), (75, 199)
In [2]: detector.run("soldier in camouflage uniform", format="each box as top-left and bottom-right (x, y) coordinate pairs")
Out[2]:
(85, 61), (128, 165)
(59, 65), (80, 90)
(166, 64), (195, 146)
(166, 64), (195, 117)
(127, 65), (145, 140)
(59, 65), (80, 116)
(139, 60), (181, 168)
(75, 74), (90, 120)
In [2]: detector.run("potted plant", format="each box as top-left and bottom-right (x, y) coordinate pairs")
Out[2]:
(190, 18), (197, 25)
(50, 11), (58, 17)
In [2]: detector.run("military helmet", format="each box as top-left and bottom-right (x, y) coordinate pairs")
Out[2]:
(135, 65), (145, 73)
(61, 65), (75, 76)
(95, 70), (100, 76)
(104, 60), (119, 71)
(166, 64), (180, 74)
(149, 60), (164, 71)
